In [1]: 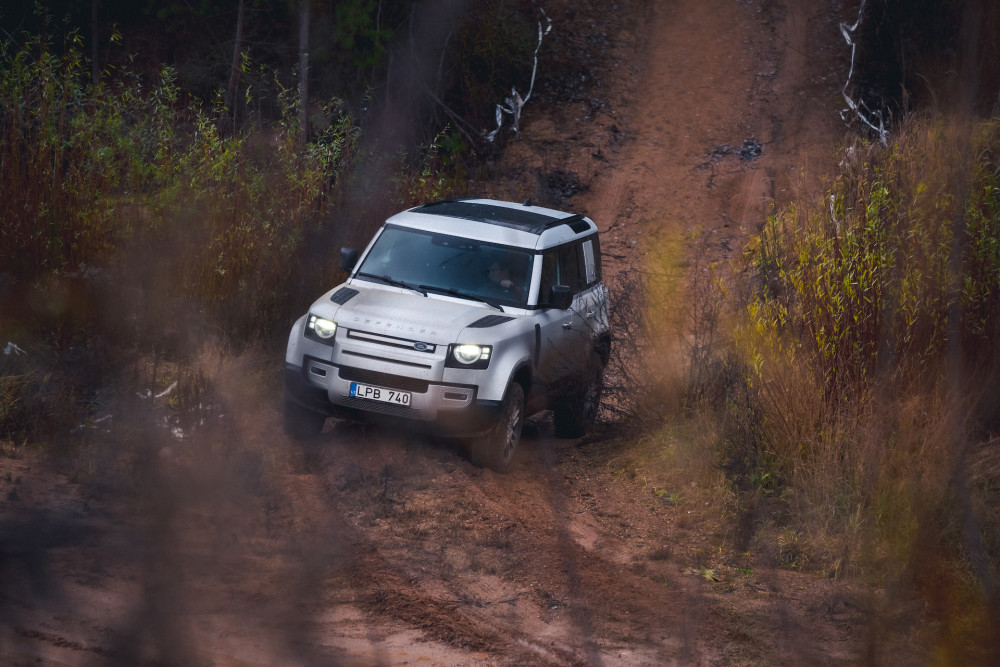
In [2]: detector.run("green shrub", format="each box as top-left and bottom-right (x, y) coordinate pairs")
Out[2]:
(1, 31), (365, 344)
(731, 116), (1000, 643)
(748, 118), (1000, 399)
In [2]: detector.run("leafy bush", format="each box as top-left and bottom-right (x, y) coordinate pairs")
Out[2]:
(1, 31), (364, 345)
(728, 115), (1000, 656)
(749, 118), (1000, 398)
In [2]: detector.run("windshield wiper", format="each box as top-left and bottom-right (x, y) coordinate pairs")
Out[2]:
(418, 284), (502, 310)
(356, 272), (426, 296)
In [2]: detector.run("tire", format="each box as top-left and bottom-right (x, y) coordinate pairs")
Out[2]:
(553, 358), (604, 439)
(283, 394), (327, 440)
(470, 383), (524, 472)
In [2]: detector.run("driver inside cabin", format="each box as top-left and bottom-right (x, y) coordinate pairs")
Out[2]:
(487, 261), (518, 291)
(486, 252), (531, 304)
(484, 252), (530, 299)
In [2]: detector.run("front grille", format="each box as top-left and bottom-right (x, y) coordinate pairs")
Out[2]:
(341, 395), (420, 418)
(338, 366), (429, 393)
(347, 329), (436, 353)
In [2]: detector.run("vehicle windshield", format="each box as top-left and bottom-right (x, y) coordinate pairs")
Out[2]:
(355, 226), (533, 307)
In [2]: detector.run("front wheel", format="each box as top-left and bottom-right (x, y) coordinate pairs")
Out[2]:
(470, 383), (524, 473)
(283, 393), (327, 440)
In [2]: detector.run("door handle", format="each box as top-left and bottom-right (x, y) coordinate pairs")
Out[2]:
(562, 322), (573, 330)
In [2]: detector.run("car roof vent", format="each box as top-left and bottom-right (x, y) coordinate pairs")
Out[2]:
(330, 287), (359, 304)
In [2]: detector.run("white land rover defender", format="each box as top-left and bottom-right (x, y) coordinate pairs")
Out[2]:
(284, 198), (611, 471)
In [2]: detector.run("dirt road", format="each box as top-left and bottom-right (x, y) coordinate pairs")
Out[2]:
(2, 1), (929, 665)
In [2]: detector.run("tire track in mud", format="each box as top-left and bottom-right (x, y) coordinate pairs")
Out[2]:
(291, 426), (706, 665)
(282, 432), (592, 666)
(347, 550), (582, 666)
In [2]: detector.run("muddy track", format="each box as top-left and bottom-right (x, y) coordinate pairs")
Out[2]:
(290, 427), (700, 665)
(285, 436), (591, 665)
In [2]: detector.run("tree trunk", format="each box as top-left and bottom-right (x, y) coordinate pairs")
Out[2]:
(298, 0), (310, 147)
(227, 0), (245, 130)
(91, 0), (99, 84)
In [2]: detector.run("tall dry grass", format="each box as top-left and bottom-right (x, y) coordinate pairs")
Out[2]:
(720, 114), (1000, 661)
(618, 114), (999, 662)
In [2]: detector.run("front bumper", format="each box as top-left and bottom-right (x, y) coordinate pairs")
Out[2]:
(284, 361), (502, 436)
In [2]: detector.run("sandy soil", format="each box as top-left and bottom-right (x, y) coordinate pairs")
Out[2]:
(2, 1), (934, 665)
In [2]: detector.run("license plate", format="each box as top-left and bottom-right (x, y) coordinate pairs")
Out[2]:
(350, 382), (412, 406)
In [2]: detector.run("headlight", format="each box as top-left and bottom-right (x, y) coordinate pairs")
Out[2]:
(306, 314), (337, 343)
(453, 344), (485, 364)
(447, 344), (492, 369)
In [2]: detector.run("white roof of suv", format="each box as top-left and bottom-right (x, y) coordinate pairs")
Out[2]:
(385, 198), (597, 250)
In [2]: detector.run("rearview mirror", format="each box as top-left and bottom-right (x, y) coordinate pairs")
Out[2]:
(340, 247), (359, 273)
(551, 284), (572, 310)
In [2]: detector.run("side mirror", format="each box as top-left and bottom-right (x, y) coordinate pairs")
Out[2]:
(551, 284), (573, 310)
(339, 247), (359, 273)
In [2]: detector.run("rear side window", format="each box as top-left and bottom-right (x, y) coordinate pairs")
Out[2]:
(582, 237), (602, 285)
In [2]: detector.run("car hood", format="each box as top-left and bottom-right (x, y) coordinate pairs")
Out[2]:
(315, 284), (505, 344)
